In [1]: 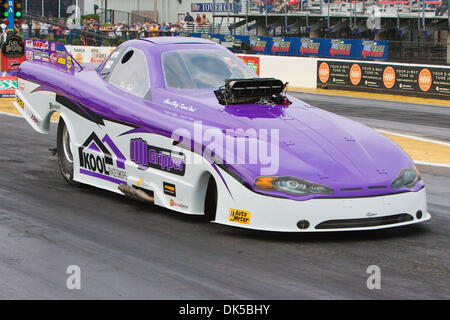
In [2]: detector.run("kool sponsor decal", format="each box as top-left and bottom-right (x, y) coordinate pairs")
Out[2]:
(79, 132), (127, 184)
(130, 138), (185, 176)
(229, 208), (251, 224)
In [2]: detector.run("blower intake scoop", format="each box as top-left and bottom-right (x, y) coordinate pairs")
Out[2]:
(214, 78), (290, 105)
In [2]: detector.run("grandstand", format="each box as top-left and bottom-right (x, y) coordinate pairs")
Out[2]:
(213, 1), (448, 39)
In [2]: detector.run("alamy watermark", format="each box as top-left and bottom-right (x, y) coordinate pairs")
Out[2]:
(66, 265), (81, 290)
(171, 121), (280, 175)
(366, 265), (381, 290)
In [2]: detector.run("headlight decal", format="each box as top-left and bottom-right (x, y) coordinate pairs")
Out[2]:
(255, 176), (334, 196)
(391, 167), (421, 190)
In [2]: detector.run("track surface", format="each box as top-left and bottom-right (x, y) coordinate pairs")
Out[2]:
(0, 94), (449, 299)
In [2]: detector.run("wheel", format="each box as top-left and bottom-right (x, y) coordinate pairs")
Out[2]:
(204, 176), (218, 222)
(57, 118), (80, 186)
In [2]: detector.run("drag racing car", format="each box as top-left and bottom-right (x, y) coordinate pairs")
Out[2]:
(14, 37), (430, 231)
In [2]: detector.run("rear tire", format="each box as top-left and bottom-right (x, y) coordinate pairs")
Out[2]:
(57, 118), (80, 186)
(204, 177), (218, 222)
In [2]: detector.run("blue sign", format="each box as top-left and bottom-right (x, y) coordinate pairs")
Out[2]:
(177, 33), (389, 60)
(7, 0), (14, 29)
(191, 2), (234, 12)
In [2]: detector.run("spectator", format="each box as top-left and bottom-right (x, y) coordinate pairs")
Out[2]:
(201, 14), (210, 24)
(435, 2), (448, 16)
(32, 20), (40, 37)
(0, 21), (6, 35)
(195, 14), (202, 24)
(184, 12), (194, 23)
(21, 20), (29, 38)
(233, 0), (242, 13)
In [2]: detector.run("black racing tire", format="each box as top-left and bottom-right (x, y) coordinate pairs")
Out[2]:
(204, 176), (218, 222)
(57, 118), (80, 186)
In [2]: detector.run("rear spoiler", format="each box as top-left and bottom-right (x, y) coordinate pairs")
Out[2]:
(24, 38), (82, 74)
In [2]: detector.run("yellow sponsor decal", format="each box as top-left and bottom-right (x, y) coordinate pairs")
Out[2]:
(66, 56), (72, 69)
(164, 185), (175, 192)
(58, 57), (66, 65)
(229, 208), (251, 224)
(16, 96), (24, 109)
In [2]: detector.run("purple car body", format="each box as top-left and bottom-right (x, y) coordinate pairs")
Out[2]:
(14, 37), (429, 231)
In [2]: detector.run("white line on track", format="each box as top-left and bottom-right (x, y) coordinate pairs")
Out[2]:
(376, 129), (450, 147)
(414, 161), (450, 168)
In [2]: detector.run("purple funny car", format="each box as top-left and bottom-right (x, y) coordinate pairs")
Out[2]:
(14, 37), (429, 232)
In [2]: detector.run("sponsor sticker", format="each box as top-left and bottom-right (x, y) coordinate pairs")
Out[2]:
(163, 182), (176, 197)
(170, 199), (188, 209)
(229, 208), (251, 224)
(26, 51), (33, 61)
(50, 53), (57, 64)
(16, 96), (24, 109)
(130, 138), (185, 176)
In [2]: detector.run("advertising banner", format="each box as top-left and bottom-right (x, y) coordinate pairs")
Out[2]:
(185, 33), (388, 60)
(0, 75), (17, 98)
(317, 60), (450, 98)
(66, 46), (115, 64)
(191, 2), (234, 12)
(238, 55), (260, 75)
(1, 35), (25, 71)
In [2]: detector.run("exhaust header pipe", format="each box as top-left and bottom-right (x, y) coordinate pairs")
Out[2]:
(118, 184), (154, 203)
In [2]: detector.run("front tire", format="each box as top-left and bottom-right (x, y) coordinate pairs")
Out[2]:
(204, 177), (217, 222)
(57, 118), (80, 186)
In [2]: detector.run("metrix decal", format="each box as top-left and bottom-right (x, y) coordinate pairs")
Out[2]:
(130, 138), (185, 176)
(79, 132), (127, 184)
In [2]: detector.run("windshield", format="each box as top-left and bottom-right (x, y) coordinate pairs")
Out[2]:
(162, 49), (255, 89)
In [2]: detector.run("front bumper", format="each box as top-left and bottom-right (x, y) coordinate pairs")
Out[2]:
(214, 170), (429, 232)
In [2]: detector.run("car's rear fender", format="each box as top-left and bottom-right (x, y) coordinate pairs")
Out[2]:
(14, 77), (63, 134)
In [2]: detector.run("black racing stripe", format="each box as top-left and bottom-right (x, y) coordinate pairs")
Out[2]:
(56, 94), (105, 125)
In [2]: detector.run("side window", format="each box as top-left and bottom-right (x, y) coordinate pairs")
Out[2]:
(99, 46), (125, 79)
(107, 47), (150, 99)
